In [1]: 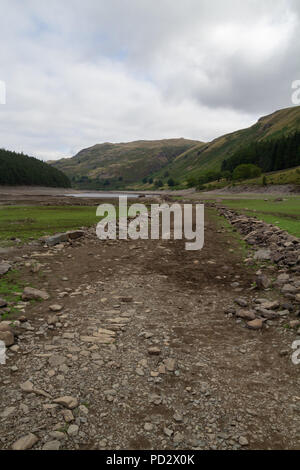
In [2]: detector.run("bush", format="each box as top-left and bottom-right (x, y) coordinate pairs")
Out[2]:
(233, 164), (262, 181)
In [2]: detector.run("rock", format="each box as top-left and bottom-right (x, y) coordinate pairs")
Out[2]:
(260, 300), (280, 310)
(173, 412), (183, 422)
(239, 436), (249, 446)
(49, 304), (63, 312)
(62, 409), (74, 423)
(234, 298), (248, 308)
(12, 433), (39, 450)
(44, 233), (69, 246)
(67, 424), (79, 436)
(164, 427), (173, 437)
(0, 297), (7, 308)
(236, 310), (256, 321)
(22, 287), (49, 301)
(47, 315), (58, 325)
(144, 423), (153, 431)
(20, 380), (34, 393)
(247, 319), (263, 330)
(119, 296), (133, 303)
(164, 358), (176, 371)
(53, 396), (78, 409)
(254, 249), (271, 261)
(1, 406), (16, 418)
(48, 355), (66, 367)
(0, 262), (11, 276)
(67, 230), (85, 240)
(281, 284), (297, 294)
(173, 432), (184, 443)
(256, 274), (271, 290)
(0, 322), (13, 333)
(289, 320), (300, 329)
(148, 346), (161, 356)
(0, 330), (14, 346)
(42, 440), (61, 450)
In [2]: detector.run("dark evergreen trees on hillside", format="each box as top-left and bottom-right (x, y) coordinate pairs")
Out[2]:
(0, 149), (71, 187)
(221, 131), (300, 174)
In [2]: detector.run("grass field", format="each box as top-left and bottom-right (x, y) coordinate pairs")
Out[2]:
(0, 205), (99, 242)
(218, 197), (300, 237)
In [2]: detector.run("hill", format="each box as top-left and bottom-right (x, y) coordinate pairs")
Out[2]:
(50, 138), (200, 189)
(0, 149), (71, 188)
(152, 106), (300, 184)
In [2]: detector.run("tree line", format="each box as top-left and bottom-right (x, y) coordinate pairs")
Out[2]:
(221, 131), (300, 173)
(0, 148), (71, 187)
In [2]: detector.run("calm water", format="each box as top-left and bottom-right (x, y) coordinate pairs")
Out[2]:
(67, 192), (141, 198)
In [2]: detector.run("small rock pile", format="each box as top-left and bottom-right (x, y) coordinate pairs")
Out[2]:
(217, 207), (300, 272)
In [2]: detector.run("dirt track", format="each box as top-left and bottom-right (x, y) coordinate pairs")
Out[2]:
(0, 206), (299, 450)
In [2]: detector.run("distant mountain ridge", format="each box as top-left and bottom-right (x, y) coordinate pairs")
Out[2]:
(50, 106), (300, 188)
(50, 138), (200, 188)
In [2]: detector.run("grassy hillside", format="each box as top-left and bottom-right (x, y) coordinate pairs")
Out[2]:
(0, 148), (71, 188)
(50, 138), (200, 189)
(151, 106), (300, 184)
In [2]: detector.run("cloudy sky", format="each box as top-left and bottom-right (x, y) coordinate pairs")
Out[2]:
(0, 0), (299, 160)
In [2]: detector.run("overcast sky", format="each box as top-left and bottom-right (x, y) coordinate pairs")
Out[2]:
(0, 0), (299, 160)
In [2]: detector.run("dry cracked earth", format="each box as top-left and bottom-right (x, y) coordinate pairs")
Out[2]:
(0, 208), (299, 451)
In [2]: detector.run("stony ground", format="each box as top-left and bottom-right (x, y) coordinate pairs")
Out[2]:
(0, 207), (299, 450)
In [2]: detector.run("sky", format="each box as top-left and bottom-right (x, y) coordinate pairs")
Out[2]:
(0, 0), (299, 161)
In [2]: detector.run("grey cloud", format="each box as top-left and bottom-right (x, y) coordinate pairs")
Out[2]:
(0, 0), (299, 160)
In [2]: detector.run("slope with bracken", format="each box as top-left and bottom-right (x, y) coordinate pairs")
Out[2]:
(151, 106), (300, 184)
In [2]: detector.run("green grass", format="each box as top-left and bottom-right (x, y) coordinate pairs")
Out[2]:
(0, 269), (28, 320)
(0, 205), (100, 242)
(218, 197), (300, 237)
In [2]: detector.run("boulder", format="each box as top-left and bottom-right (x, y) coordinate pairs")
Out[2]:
(0, 262), (11, 276)
(236, 310), (256, 321)
(0, 297), (7, 308)
(0, 330), (14, 346)
(43, 233), (69, 246)
(66, 230), (85, 240)
(22, 287), (49, 301)
(247, 319), (263, 330)
(12, 433), (39, 450)
(254, 249), (271, 261)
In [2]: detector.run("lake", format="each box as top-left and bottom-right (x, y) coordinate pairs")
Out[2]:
(67, 192), (142, 199)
